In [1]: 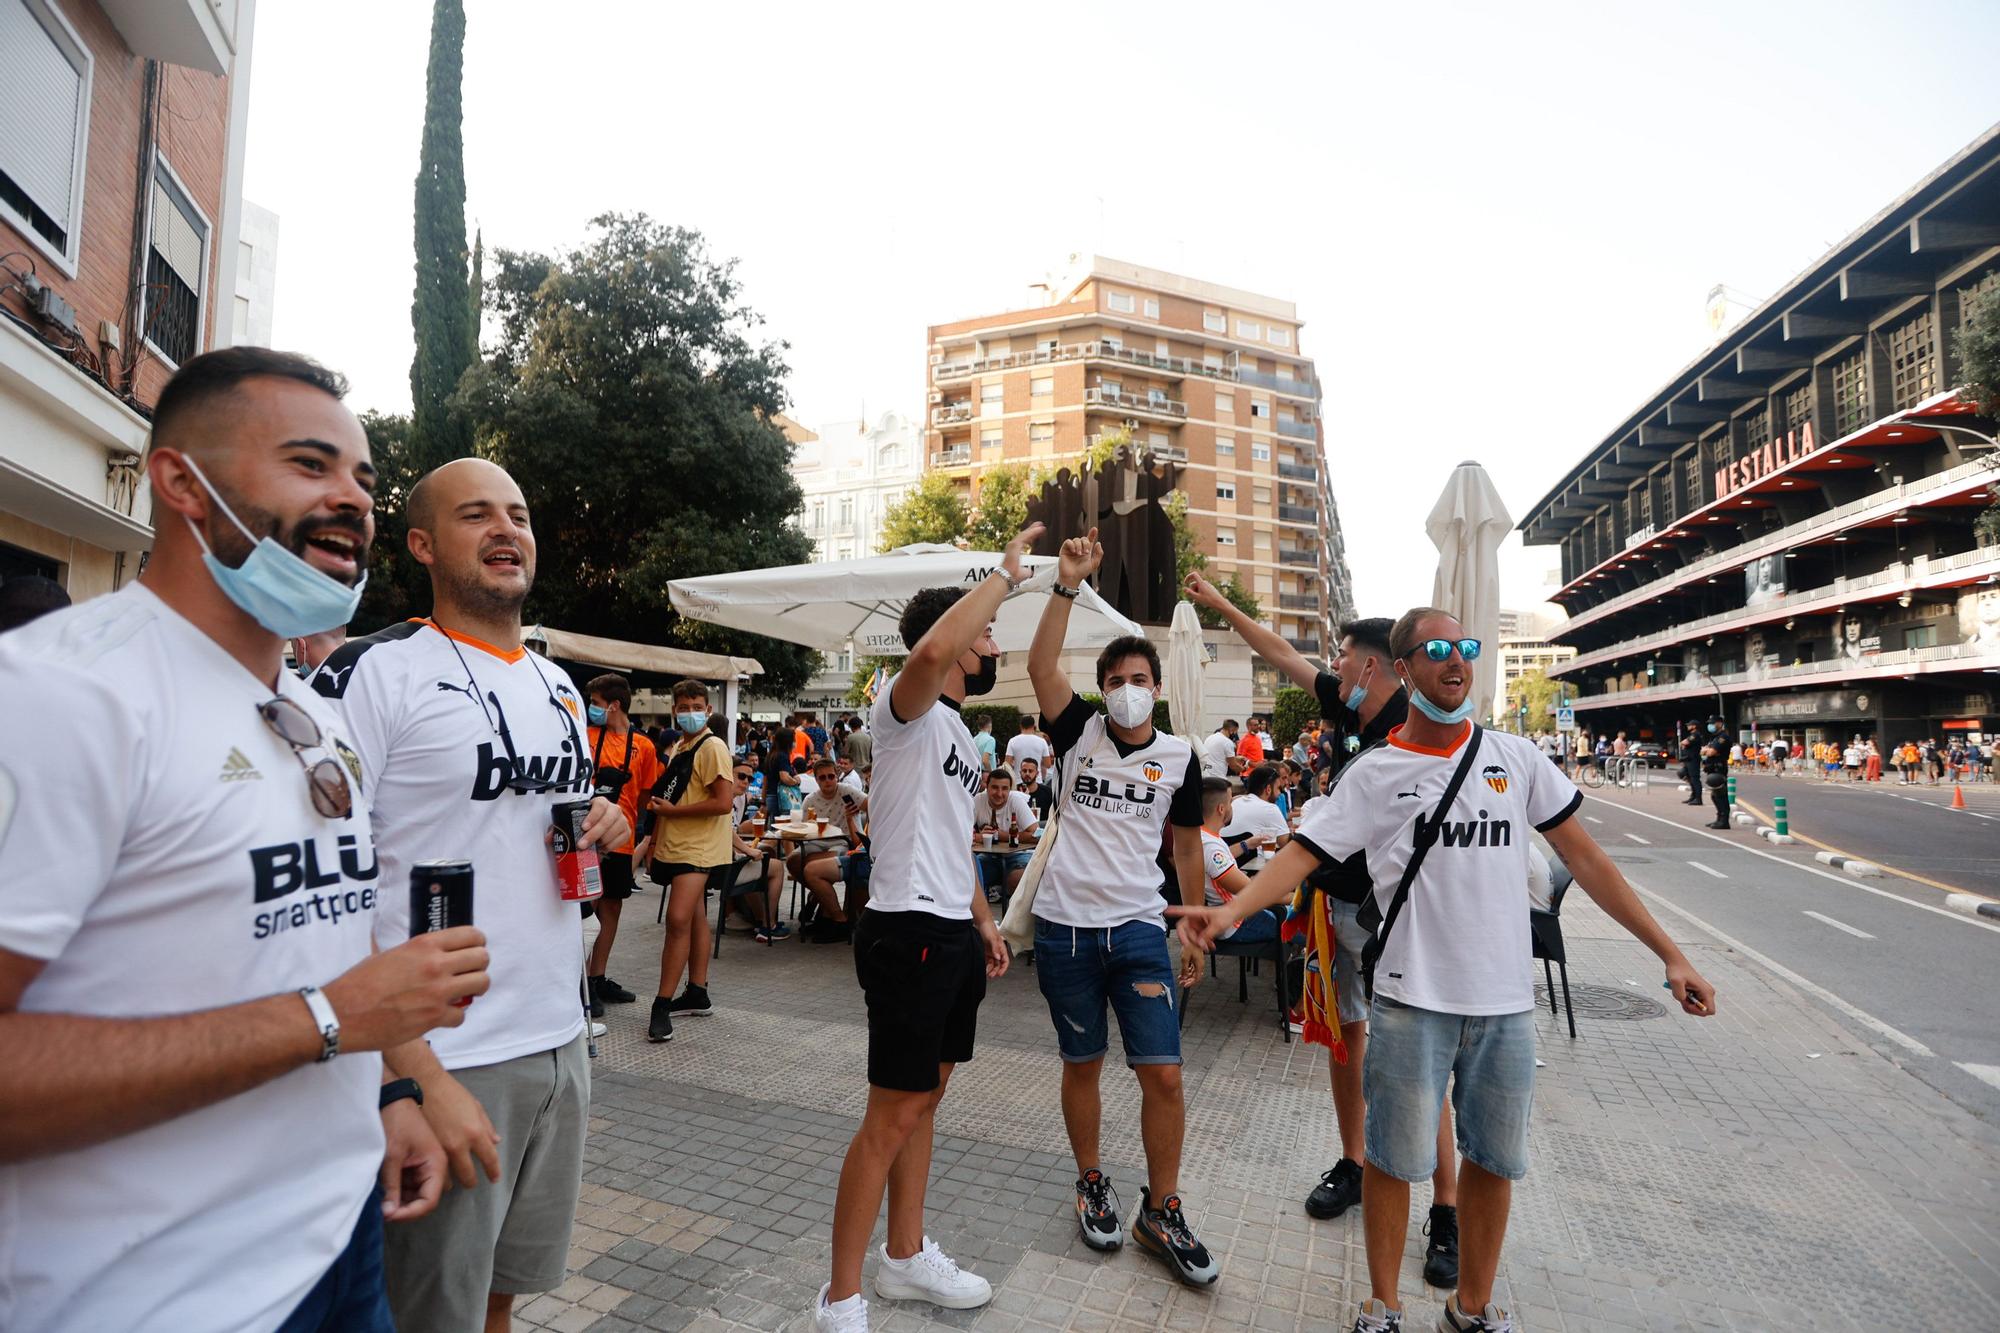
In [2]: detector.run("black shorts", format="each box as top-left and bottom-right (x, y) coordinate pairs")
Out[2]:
(599, 851), (636, 901)
(652, 861), (721, 885)
(853, 908), (985, 1092)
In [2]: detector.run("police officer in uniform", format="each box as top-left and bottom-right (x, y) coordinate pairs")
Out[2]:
(1701, 721), (1732, 828)
(1679, 721), (1704, 806)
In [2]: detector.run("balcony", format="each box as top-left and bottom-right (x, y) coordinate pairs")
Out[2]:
(931, 403), (972, 426)
(1275, 417), (1318, 441)
(1084, 386), (1188, 420)
(931, 447), (972, 468)
(1235, 366), (1317, 398)
(101, 0), (238, 74)
(1147, 443), (1188, 463)
(934, 340), (1239, 385)
(1279, 594), (1319, 611)
(1277, 504), (1317, 525)
(1277, 462), (1316, 482)
(1279, 547), (1318, 567)
(1569, 639), (2000, 711)
(1287, 636), (1323, 654)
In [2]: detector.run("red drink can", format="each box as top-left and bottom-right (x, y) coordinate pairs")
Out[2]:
(551, 799), (603, 902)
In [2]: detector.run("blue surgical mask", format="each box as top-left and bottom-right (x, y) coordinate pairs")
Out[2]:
(676, 710), (709, 734)
(1342, 662), (1373, 712)
(1400, 668), (1477, 726)
(181, 456), (365, 638)
(587, 705), (608, 726)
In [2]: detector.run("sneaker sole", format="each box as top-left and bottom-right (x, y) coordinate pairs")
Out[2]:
(671, 1006), (715, 1017)
(1131, 1223), (1220, 1286)
(1078, 1211), (1123, 1251)
(1304, 1194), (1356, 1220)
(871, 1275), (992, 1309)
(1422, 1258), (1459, 1289)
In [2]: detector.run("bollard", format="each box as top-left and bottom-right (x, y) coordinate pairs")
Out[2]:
(1773, 795), (1788, 837)
(1727, 775), (1737, 807)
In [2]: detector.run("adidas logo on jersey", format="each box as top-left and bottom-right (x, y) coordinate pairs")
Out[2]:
(220, 748), (262, 782)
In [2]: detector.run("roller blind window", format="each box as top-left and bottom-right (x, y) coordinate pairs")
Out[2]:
(144, 165), (209, 367)
(0, 0), (91, 264)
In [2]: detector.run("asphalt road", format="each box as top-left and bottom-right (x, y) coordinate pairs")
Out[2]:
(1566, 783), (2000, 1122)
(1724, 772), (2000, 897)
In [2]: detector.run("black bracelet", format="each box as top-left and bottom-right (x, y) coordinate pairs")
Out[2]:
(1052, 583), (1080, 600)
(379, 1077), (424, 1111)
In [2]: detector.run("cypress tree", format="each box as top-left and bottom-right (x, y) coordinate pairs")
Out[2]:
(409, 0), (473, 457)
(467, 227), (483, 366)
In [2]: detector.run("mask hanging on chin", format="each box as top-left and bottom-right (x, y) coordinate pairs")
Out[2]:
(962, 652), (999, 696)
(179, 456), (366, 638)
(1341, 664), (1372, 713)
(1399, 669), (1477, 726)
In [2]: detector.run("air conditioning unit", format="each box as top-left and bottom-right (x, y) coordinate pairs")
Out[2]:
(1124, 419), (1141, 431)
(928, 391), (943, 404)
(929, 353), (944, 365)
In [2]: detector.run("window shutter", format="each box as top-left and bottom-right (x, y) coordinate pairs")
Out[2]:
(152, 176), (206, 288)
(0, 0), (86, 232)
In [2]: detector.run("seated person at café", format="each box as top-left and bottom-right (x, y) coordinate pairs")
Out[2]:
(727, 762), (790, 940)
(1016, 755), (1054, 822)
(972, 766), (1039, 905)
(1221, 763), (1290, 864)
(792, 757), (864, 942)
(1198, 778), (1282, 944)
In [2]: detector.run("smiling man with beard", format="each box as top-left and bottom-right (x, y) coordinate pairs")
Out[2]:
(313, 457), (629, 1333)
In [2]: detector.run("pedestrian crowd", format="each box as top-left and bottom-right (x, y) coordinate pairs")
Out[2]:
(0, 347), (1720, 1333)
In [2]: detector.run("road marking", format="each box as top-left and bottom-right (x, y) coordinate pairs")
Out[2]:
(1802, 910), (1875, 939)
(1733, 798), (1993, 897)
(1624, 833), (1650, 845)
(1957, 1063), (2000, 1093)
(1582, 794), (2000, 937)
(1584, 815), (1602, 824)
(1687, 860), (1728, 879)
(1627, 880), (1934, 1057)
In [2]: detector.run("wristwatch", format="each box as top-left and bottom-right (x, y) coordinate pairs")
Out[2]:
(993, 567), (1028, 592)
(298, 985), (340, 1063)
(379, 1077), (424, 1111)
(1052, 583), (1080, 600)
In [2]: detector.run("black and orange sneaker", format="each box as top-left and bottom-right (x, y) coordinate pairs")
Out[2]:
(1131, 1187), (1219, 1286)
(1075, 1168), (1122, 1251)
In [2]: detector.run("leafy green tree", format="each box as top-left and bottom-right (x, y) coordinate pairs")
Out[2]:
(967, 464), (1034, 551)
(1273, 686), (1319, 747)
(1504, 667), (1563, 734)
(878, 471), (969, 551)
(1162, 489), (1261, 628)
(409, 0), (475, 459)
(447, 213), (822, 696)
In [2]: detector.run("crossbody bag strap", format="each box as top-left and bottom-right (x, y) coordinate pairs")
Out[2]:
(1361, 726), (1485, 998)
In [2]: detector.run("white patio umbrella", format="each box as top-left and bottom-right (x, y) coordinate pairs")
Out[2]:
(1164, 599), (1206, 737)
(667, 543), (1142, 655)
(1425, 461), (1513, 724)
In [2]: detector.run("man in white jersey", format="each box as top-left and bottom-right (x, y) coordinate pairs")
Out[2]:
(1026, 529), (1217, 1287)
(1176, 608), (1717, 1333)
(314, 458), (629, 1333)
(813, 526), (1036, 1333)
(0, 348), (489, 1333)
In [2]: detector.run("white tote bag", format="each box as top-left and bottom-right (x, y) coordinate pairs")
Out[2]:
(998, 713), (1104, 953)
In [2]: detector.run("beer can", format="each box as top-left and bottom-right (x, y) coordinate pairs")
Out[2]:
(551, 799), (603, 902)
(409, 859), (475, 1006)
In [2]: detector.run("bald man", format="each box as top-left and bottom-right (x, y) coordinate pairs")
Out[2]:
(314, 456), (629, 1333)
(0, 347), (491, 1332)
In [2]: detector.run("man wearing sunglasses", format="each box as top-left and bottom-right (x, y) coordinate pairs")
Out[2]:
(0, 348), (492, 1333)
(1175, 608), (1716, 1333)
(314, 457), (628, 1333)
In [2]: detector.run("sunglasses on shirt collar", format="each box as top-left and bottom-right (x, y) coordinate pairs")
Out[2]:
(1405, 637), (1482, 663)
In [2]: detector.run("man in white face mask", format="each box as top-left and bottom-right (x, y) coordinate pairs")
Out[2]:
(1025, 528), (1217, 1288)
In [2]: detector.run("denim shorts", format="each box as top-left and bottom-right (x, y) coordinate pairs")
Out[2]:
(1327, 899), (1372, 1027)
(977, 850), (1032, 895)
(1033, 916), (1181, 1066)
(1362, 995), (1535, 1182)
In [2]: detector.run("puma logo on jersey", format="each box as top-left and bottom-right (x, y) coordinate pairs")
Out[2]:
(1438, 808), (1511, 848)
(220, 748), (262, 782)
(1395, 789), (1420, 799)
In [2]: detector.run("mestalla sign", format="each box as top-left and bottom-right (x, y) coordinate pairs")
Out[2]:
(1742, 688), (1876, 722)
(1714, 423), (1817, 500)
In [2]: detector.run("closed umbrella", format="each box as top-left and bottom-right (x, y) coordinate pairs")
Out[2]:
(1164, 598), (1206, 737)
(667, 543), (1141, 655)
(1425, 461), (1513, 724)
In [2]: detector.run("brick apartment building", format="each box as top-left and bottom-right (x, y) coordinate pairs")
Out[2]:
(924, 256), (1354, 666)
(0, 0), (258, 601)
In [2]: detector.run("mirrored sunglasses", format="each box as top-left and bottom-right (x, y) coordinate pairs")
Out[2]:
(1411, 638), (1482, 663)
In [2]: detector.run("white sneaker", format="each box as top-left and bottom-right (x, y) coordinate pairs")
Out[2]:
(588, 1020), (607, 1038)
(872, 1236), (992, 1309)
(813, 1282), (869, 1331)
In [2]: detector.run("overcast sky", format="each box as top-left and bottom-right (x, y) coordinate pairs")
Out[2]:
(244, 0), (2000, 623)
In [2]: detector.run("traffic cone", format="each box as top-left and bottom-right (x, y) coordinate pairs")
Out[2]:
(1952, 784), (1967, 810)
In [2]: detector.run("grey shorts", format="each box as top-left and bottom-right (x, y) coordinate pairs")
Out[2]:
(384, 1035), (590, 1325)
(1329, 899), (1372, 1027)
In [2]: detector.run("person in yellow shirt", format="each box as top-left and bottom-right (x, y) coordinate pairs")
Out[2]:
(641, 680), (735, 1043)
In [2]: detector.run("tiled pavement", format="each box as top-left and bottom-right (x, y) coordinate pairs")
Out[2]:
(512, 867), (2000, 1332)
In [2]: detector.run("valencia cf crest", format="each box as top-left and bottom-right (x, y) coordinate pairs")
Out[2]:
(1142, 761), (1164, 782)
(554, 683), (582, 719)
(334, 737), (365, 792)
(1481, 764), (1510, 795)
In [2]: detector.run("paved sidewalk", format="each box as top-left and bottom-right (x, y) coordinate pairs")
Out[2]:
(512, 878), (2000, 1332)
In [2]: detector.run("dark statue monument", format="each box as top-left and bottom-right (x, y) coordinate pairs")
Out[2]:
(1025, 440), (1182, 626)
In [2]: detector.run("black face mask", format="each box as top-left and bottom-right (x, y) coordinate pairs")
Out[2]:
(963, 652), (999, 696)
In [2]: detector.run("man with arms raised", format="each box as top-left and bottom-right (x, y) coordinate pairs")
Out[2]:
(813, 528), (1034, 1332)
(1027, 530), (1217, 1286)
(1176, 608), (1716, 1333)
(315, 458), (629, 1332)
(1185, 578), (1464, 1281)
(0, 348), (488, 1332)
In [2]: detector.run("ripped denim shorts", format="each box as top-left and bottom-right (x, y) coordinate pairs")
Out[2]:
(1032, 916), (1181, 1067)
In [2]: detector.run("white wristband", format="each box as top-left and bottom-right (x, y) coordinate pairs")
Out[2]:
(298, 985), (340, 1063)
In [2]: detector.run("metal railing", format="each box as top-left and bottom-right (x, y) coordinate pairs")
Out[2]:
(930, 448), (971, 467)
(1277, 504), (1318, 524)
(933, 340), (1239, 385)
(1279, 547), (1318, 566)
(1558, 458), (1996, 635)
(1279, 594), (1319, 611)
(1277, 462), (1317, 481)
(1275, 417), (1318, 441)
(931, 403), (972, 425)
(1234, 366), (1317, 397)
(1568, 638), (2000, 709)
(1577, 755), (1650, 790)
(1083, 386), (1188, 418)
(1287, 636), (1323, 654)
(1554, 545), (2000, 676)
